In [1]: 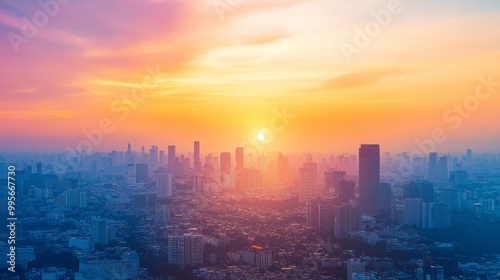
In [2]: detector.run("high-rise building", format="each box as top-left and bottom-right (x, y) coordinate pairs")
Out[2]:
(406, 181), (434, 203)
(149, 145), (158, 164)
(359, 144), (380, 215)
(319, 202), (335, 233)
(428, 152), (438, 181)
(159, 150), (166, 165)
(439, 188), (462, 212)
(235, 147), (244, 190)
(338, 180), (355, 203)
(299, 166), (314, 203)
(437, 156), (448, 182)
(156, 173), (173, 198)
(136, 163), (148, 183)
(334, 203), (362, 238)
(405, 198), (423, 227)
(155, 205), (170, 224)
(36, 162), (42, 175)
(303, 162), (318, 184)
(92, 218), (108, 245)
(422, 202), (451, 229)
(243, 168), (262, 189)
(168, 145), (176, 176)
(220, 152), (231, 181)
(466, 148), (472, 161)
(126, 163), (136, 185)
(449, 171), (468, 184)
(194, 141), (201, 174)
(168, 235), (185, 268)
(168, 233), (204, 269)
(184, 233), (204, 267)
(306, 199), (320, 229)
(325, 170), (346, 193)
(379, 183), (392, 218)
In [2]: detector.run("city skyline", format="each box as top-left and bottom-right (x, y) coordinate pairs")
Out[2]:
(1, 1), (500, 279)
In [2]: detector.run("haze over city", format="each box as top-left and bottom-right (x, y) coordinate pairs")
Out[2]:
(1, 0), (500, 280)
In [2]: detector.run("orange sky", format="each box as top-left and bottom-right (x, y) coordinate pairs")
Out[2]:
(1, 0), (500, 154)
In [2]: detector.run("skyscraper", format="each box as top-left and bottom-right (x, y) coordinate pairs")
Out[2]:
(437, 156), (448, 182)
(136, 163), (148, 183)
(299, 166), (314, 203)
(168, 145), (176, 176)
(324, 170), (346, 193)
(405, 198), (423, 227)
(428, 152), (438, 181)
(220, 152), (231, 180)
(359, 144), (380, 215)
(194, 141), (201, 174)
(235, 147), (244, 190)
(149, 145), (158, 164)
(156, 173), (173, 198)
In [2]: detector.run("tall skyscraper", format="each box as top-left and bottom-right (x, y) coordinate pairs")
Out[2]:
(194, 141), (201, 174)
(235, 147), (244, 190)
(359, 144), (380, 215)
(136, 163), (148, 183)
(156, 173), (173, 198)
(428, 152), (438, 181)
(149, 145), (158, 164)
(299, 166), (314, 203)
(466, 148), (472, 161)
(437, 156), (448, 182)
(168, 145), (176, 176)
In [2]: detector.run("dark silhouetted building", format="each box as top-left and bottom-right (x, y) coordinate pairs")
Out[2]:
(325, 170), (346, 193)
(359, 144), (380, 215)
(338, 180), (355, 203)
(136, 163), (148, 183)
(194, 141), (201, 174)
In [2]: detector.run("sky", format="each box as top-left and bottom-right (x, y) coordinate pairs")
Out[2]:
(1, 0), (500, 155)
